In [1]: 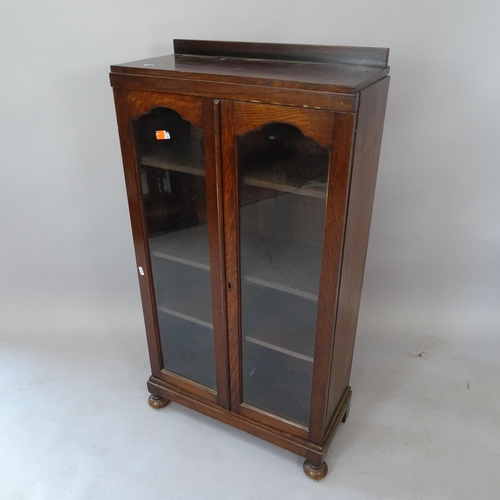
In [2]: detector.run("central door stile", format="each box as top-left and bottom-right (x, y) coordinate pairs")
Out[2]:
(220, 100), (244, 412)
(205, 99), (231, 409)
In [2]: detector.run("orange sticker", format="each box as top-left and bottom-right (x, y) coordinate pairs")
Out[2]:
(156, 130), (170, 140)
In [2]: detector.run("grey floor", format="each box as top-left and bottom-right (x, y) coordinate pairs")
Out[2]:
(1, 303), (499, 500)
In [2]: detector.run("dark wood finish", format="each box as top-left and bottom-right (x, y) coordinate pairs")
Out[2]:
(229, 101), (334, 147)
(110, 40), (390, 480)
(122, 90), (204, 128)
(203, 98), (230, 409)
(111, 41), (389, 94)
(238, 404), (309, 441)
(112, 89), (223, 404)
(109, 73), (358, 113)
(147, 376), (351, 460)
(174, 39), (389, 68)
(325, 76), (391, 425)
(160, 370), (217, 404)
(303, 460), (328, 481)
(220, 100), (242, 412)
(148, 394), (170, 409)
(109, 60), (387, 98)
(113, 87), (163, 380)
(222, 101), (337, 439)
(308, 112), (356, 444)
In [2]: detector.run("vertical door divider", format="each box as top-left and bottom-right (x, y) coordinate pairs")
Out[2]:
(221, 100), (244, 411)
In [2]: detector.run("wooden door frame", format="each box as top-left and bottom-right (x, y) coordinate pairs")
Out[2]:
(112, 88), (229, 408)
(221, 99), (355, 440)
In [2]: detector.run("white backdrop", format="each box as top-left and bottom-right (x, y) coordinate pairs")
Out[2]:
(1, 1), (498, 338)
(1, 1), (499, 335)
(1, 1), (500, 498)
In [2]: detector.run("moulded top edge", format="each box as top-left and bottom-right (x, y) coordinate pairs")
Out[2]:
(110, 52), (389, 95)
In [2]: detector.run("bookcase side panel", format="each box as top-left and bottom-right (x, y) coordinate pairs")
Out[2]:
(325, 77), (390, 428)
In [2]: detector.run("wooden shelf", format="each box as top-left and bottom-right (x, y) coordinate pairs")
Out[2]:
(243, 175), (326, 199)
(243, 343), (312, 425)
(158, 313), (216, 390)
(141, 153), (328, 199)
(241, 153), (328, 199)
(150, 244), (317, 362)
(149, 225), (211, 271)
(152, 257), (214, 329)
(149, 225), (321, 301)
(142, 155), (205, 177)
(240, 230), (321, 301)
(242, 283), (316, 363)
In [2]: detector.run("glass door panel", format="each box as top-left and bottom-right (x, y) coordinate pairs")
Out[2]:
(238, 123), (330, 425)
(133, 107), (216, 390)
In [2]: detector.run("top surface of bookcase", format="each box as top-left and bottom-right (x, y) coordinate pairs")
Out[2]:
(110, 40), (390, 94)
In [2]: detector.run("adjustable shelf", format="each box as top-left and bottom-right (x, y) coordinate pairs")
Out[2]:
(149, 225), (211, 271)
(149, 225), (321, 301)
(241, 154), (328, 199)
(142, 155), (205, 177)
(151, 236), (316, 362)
(158, 313), (216, 390)
(152, 258), (214, 329)
(243, 343), (312, 425)
(242, 282), (316, 363)
(141, 153), (328, 199)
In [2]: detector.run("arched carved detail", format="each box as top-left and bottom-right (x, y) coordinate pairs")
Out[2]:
(126, 90), (204, 128)
(231, 101), (334, 148)
(132, 104), (183, 124)
(238, 122), (329, 159)
(132, 105), (198, 131)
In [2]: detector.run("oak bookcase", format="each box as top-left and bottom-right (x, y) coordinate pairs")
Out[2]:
(110, 40), (389, 479)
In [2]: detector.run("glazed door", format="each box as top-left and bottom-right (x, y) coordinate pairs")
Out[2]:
(221, 101), (353, 437)
(113, 91), (228, 407)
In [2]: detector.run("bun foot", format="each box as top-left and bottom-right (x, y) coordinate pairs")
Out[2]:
(148, 394), (170, 409)
(303, 460), (328, 480)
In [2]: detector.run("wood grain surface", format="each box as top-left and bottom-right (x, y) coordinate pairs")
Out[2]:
(110, 42), (390, 475)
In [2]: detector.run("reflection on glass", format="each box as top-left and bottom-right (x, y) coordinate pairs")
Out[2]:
(133, 107), (216, 390)
(239, 123), (330, 425)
